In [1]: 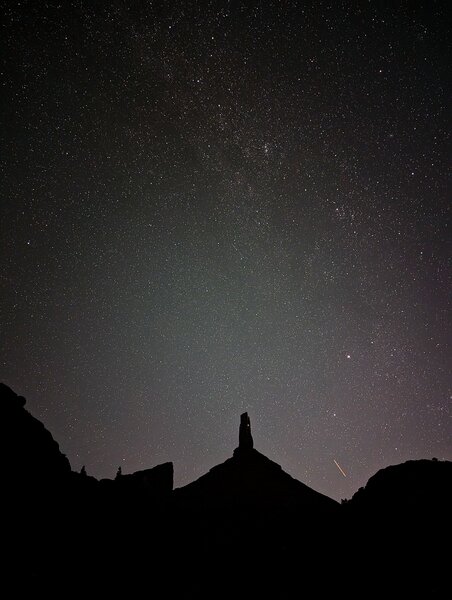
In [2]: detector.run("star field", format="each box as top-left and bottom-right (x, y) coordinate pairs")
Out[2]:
(1, 1), (450, 500)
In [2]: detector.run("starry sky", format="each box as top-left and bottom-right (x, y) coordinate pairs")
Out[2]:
(1, 1), (450, 501)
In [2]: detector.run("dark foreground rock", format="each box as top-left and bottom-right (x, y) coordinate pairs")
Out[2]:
(2, 383), (450, 597)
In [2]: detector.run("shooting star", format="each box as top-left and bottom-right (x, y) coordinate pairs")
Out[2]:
(333, 459), (347, 478)
(232, 242), (246, 261)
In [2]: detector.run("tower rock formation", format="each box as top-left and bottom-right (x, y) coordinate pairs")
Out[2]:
(237, 411), (253, 453)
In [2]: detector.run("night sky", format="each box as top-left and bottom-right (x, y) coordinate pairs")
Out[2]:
(2, 1), (450, 501)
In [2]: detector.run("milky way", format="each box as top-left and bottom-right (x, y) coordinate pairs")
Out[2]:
(1, 1), (450, 500)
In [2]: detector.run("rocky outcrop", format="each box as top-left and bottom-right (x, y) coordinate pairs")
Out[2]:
(1, 382), (174, 517)
(179, 412), (336, 511)
(1, 382), (72, 489)
(176, 445), (337, 512)
(109, 462), (174, 497)
(2, 383), (449, 596)
(237, 411), (253, 452)
(346, 458), (452, 513)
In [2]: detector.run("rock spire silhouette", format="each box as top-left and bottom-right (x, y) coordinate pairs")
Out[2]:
(238, 412), (253, 451)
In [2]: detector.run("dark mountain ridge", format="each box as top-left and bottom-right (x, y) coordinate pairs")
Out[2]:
(174, 411), (337, 512)
(2, 383), (450, 596)
(174, 446), (337, 509)
(348, 458), (451, 511)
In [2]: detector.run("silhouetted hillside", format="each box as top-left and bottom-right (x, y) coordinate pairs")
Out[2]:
(173, 413), (338, 551)
(175, 414), (337, 512)
(1, 383), (174, 596)
(347, 458), (452, 512)
(1, 382), (173, 500)
(2, 385), (449, 597)
(338, 458), (451, 597)
(2, 382), (71, 485)
(170, 418), (340, 597)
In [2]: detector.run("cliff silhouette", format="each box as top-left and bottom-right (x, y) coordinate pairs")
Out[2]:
(2, 383), (450, 597)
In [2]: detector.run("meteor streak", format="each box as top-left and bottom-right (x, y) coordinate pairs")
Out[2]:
(333, 459), (347, 478)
